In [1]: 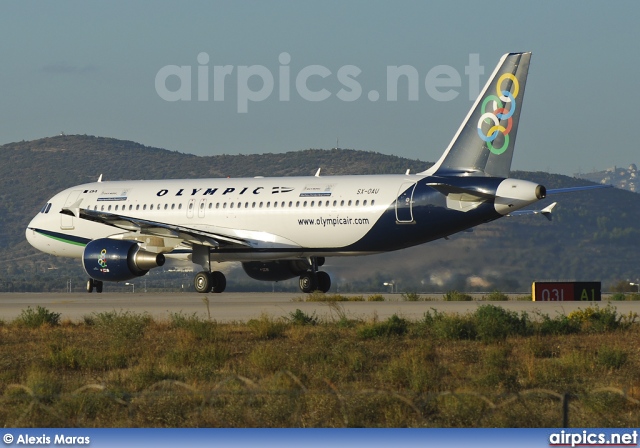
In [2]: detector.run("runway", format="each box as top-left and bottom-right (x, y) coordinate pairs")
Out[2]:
(0, 292), (637, 323)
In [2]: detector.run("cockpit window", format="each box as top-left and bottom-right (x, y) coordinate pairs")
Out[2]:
(45, 203), (52, 213)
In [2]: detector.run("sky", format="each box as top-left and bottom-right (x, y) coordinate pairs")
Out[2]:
(1, 0), (637, 176)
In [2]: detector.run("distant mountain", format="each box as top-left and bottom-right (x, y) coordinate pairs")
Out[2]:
(1, 135), (639, 292)
(576, 164), (639, 193)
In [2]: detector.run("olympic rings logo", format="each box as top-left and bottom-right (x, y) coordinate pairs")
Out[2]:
(477, 73), (519, 155)
(98, 249), (107, 268)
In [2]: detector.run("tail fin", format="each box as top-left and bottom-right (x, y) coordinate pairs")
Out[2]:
(423, 52), (531, 178)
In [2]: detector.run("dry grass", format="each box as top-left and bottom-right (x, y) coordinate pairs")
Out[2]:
(0, 305), (639, 427)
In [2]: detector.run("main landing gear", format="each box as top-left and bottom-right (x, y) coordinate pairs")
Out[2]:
(194, 270), (227, 293)
(298, 257), (331, 293)
(86, 278), (103, 293)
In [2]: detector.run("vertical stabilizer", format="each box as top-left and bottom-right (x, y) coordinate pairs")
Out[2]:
(424, 52), (531, 178)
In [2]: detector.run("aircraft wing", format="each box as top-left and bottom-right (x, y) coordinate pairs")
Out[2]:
(426, 183), (496, 200)
(60, 205), (251, 248)
(507, 202), (556, 221)
(547, 184), (613, 194)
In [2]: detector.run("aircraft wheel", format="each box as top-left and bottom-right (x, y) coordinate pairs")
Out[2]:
(299, 272), (317, 293)
(316, 271), (331, 293)
(211, 271), (226, 293)
(86, 279), (94, 293)
(194, 271), (212, 293)
(95, 281), (103, 293)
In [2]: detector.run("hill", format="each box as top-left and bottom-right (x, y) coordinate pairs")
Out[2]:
(1, 135), (639, 292)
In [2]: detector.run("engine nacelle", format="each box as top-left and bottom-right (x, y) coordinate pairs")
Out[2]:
(242, 259), (322, 282)
(83, 238), (165, 282)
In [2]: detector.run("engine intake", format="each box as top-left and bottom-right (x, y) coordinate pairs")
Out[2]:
(83, 238), (165, 282)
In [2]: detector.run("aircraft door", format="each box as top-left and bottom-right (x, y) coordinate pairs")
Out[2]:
(395, 182), (416, 223)
(60, 190), (82, 230)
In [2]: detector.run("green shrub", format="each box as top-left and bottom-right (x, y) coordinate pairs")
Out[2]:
(88, 310), (151, 341)
(303, 292), (363, 302)
(358, 314), (408, 338)
(401, 292), (421, 301)
(567, 304), (637, 333)
(596, 346), (628, 370)
(482, 290), (509, 301)
(170, 312), (218, 341)
(247, 313), (288, 339)
(473, 305), (530, 342)
(15, 306), (61, 328)
(287, 309), (318, 326)
(443, 290), (473, 301)
(367, 294), (385, 301)
(610, 292), (627, 301)
(423, 309), (476, 340)
(536, 313), (581, 335)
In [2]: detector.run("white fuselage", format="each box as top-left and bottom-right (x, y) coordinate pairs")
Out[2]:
(26, 174), (422, 262)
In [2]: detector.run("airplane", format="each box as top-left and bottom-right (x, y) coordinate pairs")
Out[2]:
(25, 52), (592, 294)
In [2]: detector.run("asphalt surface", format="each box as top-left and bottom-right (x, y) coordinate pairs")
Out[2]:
(0, 292), (637, 322)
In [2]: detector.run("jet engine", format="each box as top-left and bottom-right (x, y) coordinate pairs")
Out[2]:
(82, 238), (165, 282)
(242, 258), (324, 282)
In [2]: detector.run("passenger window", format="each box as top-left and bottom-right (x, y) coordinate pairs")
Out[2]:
(136, 205), (140, 211)
(150, 204), (154, 210)
(363, 200), (367, 206)
(371, 200), (375, 206)
(143, 205), (147, 210)
(355, 200), (359, 206)
(108, 205), (112, 211)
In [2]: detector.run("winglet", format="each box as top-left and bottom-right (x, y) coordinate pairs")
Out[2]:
(60, 199), (84, 218)
(315, 168), (321, 177)
(97, 174), (103, 183)
(540, 202), (557, 221)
